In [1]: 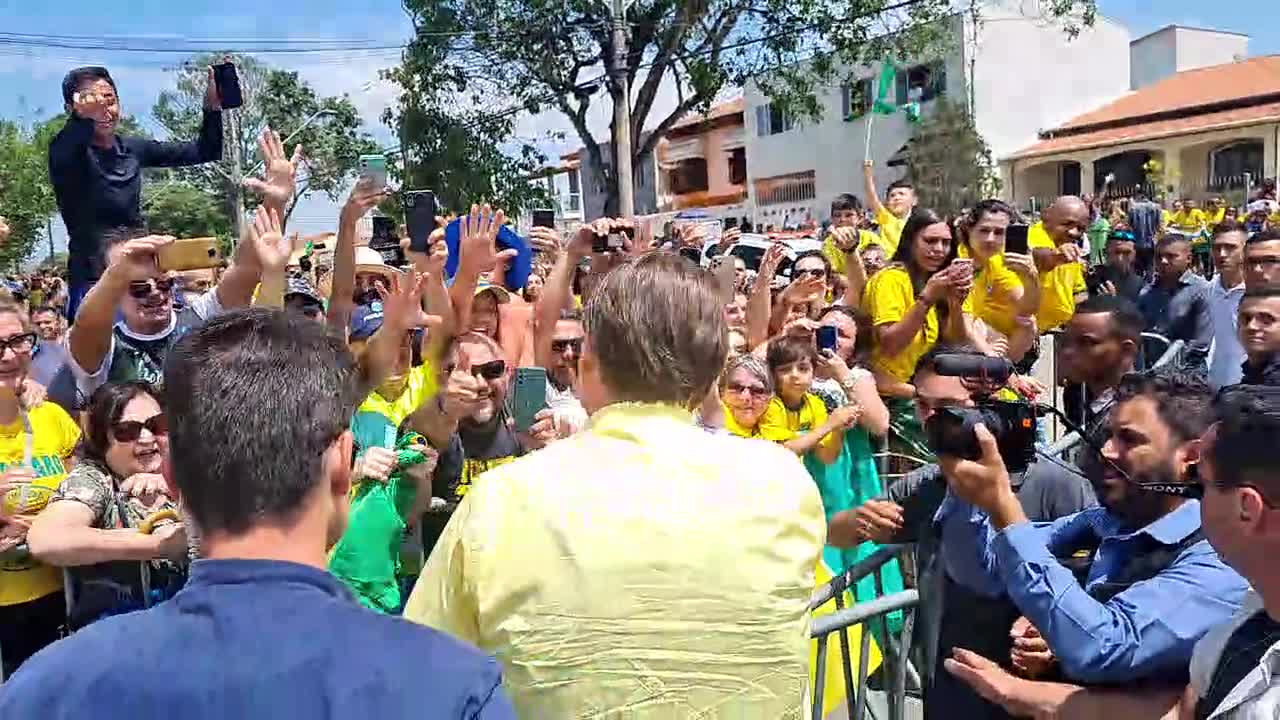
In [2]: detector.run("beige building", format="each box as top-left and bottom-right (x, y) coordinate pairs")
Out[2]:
(1005, 48), (1280, 208)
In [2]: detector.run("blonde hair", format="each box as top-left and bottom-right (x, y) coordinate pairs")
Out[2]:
(0, 300), (32, 332)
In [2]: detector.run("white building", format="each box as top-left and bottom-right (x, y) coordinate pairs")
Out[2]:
(742, 1), (1132, 225)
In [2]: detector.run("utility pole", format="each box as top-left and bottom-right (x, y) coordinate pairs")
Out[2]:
(228, 107), (244, 243)
(610, 0), (635, 217)
(46, 218), (54, 265)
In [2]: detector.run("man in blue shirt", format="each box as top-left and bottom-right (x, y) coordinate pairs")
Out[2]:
(1137, 236), (1214, 373)
(935, 370), (1247, 688)
(48, 66), (223, 319)
(0, 307), (515, 719)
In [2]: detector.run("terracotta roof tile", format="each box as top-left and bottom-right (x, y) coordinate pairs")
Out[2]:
(1009, 55), (1280, 159)
(670, 97), (744, 130)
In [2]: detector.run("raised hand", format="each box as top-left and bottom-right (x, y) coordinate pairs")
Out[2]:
(108, 235), (175, 282)
(247, 206), (290, 273)
(528, 226), (563, 256)
(341, 176), (385, 224)
(440, 353), (485, 420)
(381, 271), (441, 334)
(243, 128), (303, 213)
(402, 216), (450, 276)
(457, 204), (507, 275)
(758, 242), (787, 282)
(831, 226), (860, 251)
(72, 87), (114, 123)
(1003, 252), (1038, 283)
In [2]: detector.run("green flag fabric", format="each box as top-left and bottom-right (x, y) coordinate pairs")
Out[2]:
(872, 61), (898, 115)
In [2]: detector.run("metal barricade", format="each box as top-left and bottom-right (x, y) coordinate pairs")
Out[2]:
(810, 544), (922, 720)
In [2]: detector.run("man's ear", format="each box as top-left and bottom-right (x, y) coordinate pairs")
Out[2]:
(1177, 437), (1203, 484)
(329, 430), (354, 499)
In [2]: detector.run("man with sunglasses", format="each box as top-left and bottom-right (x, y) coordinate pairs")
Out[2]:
(938, 371), (1247, 700)
(66, 226), (266, 406)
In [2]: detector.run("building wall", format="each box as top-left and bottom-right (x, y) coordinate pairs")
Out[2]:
(1130, 27), (1178, 90)
(1131, 26), (1248, 90)
(972, 8), (1131, 161)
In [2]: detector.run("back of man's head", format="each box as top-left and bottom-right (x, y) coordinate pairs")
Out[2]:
(1210, 385), (1280, 501)
(582, 252), (727, 409)
(1074, 294), (1144, 344)
(164, 308), (362, 536)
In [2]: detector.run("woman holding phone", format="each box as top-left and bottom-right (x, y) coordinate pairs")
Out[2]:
(958, 200), (1041, 362)
(862, 208), (973, 460)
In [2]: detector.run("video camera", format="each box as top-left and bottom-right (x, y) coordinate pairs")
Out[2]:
(923, 355), (1037, 473)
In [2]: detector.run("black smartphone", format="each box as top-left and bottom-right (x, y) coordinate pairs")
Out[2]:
(403, 190), (437, 254)
(592, 225), (630, 254)
(369, 216), (404, 267)
(817, 325), (838, 353)
(213, 62), (243, 110)
(532, 209), (555, 229)
(1005, 223), (1030, 255)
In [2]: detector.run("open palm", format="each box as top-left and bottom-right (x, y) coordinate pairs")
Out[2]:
(244, 128), (303, 211)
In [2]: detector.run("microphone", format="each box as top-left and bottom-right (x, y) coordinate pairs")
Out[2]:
(931, 354), (1015, 383)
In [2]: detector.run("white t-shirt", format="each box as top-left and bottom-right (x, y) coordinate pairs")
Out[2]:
(1189, 590), (1280, 719)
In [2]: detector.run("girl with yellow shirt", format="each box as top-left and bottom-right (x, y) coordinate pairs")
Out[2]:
(0, 301), (81, 677)
(958, 200), (1041, 363)
(759, 336), (858, 465)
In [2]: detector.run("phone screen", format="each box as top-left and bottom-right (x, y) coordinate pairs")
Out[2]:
(214, 62), (244, 109)
(513, 367), (549, 432)
(403, 190), (437, 254)
(817, 325), (838, 353)
(1005, 224), (1030, 255)
(532, 209), (555, 228)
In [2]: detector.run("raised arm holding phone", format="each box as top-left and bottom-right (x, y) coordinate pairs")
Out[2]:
(49, 65), (227, 319)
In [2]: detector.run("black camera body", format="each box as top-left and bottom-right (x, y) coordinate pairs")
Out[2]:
(925, 399), (1038, 473)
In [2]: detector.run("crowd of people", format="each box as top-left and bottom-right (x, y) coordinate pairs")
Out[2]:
(0, 63), (1277, 719)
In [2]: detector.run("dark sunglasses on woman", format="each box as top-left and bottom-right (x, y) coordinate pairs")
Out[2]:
(444, 359), (507, 380)
(112, 413), (168, 443)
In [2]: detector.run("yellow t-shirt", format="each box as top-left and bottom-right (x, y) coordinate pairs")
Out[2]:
(1030, 222), (1086, 333)
(0, 402), (82, 606)
(962, 254), (1024, 337)
(1169, 209), (1207, 234)
(864, 265), (938, 383)
(721, 404), (762, 439)
(875, 207), (907, 257)
(822, 229), (883, 276)
(758, 394), (838, 454)
(1205, 208), (1226, 227)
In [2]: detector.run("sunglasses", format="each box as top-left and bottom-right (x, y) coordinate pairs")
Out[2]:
(795, 268), (827, 279)
(127, 278), (175, 298)
(0, 333), (36, 355)
(726, 381), (770, 398)
(112, 413), (168, 443)
(445, 359), (507, 380)
(551, 338), (583, 354)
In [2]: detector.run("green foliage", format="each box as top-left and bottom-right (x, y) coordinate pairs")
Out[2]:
(0, 119), (57, 266)
(152, 53), (379, 222)
(396, 0), (1096, 213)
(904, 98), (1001, 216)
(143, 182), (233, 240)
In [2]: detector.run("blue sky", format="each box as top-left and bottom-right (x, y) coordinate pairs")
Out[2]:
(1, 0), (1277, 253)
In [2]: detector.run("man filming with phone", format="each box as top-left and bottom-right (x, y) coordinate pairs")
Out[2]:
(50, 65), (227, 319)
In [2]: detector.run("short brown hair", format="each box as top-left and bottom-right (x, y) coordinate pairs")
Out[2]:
(584, 252), (727, 407)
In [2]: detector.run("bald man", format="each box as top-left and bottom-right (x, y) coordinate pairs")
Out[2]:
(1030, 196), (1091, 333)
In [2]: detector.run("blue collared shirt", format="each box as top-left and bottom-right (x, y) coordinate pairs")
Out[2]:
(0, 558), (516, 720)
(936, 496), (1248, 684)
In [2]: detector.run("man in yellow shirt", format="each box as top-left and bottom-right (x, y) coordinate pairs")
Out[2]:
(862, 160), (916, 256)
(1204, 196), (1227, 228)
(405, 252), (826, 718)
(1169, 197), (1207, 235)
(1030, 196), (1090, 333)
(822, 192), (883, 277)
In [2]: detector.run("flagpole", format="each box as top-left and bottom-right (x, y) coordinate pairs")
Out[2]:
(864, 111), (875, 163)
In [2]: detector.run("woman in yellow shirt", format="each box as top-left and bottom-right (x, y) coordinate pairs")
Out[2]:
(958, 200), (1041, 363)
(719, 354), (773, 439)
(759, 336), (858, 465)
(0, 301), (81, 677)
(862, 208), (972, 462)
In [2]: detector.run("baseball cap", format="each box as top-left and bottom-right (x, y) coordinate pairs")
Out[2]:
(349, 302), (385, 341)
(284, 276), (324, 307)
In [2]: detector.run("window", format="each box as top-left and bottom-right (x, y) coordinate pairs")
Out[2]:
(668, 158), (709, 194)
(896, 61), (946, 105)
(728, 147), (747, 186)
(1209, 140), (1264, 185)
(841, 78), (872, 120)
(755, 102), (794, 136)
(753, 170), (816, 206)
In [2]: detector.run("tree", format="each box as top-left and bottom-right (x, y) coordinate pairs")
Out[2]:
(152, 53), (380, 226)
(143, 182), (233, 240)
(905, 98), (999, 215)
(397, 0), (1096, 215)
(0, 118), (57, 266)
(382, 62), (550, 217)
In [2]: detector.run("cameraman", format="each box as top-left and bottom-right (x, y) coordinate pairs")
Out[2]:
(937, 371), (1248, 693)
(828, 345), (1095, 720)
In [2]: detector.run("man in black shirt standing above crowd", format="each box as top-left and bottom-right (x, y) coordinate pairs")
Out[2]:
(48, 66), (224, 318)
